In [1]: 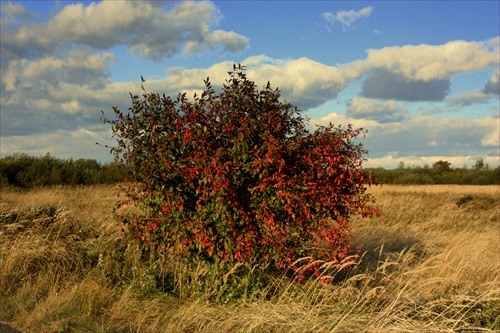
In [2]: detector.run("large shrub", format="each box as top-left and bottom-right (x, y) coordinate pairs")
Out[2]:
(105, 66), (378, 273)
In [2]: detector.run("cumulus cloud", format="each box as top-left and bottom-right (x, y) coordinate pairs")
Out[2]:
(3, 36), (499, 140)
(313, 111), (499, 168)
(361, 69), (451, 101)
(354, 39), (499, 81)
(0, 49), (132, 138)
(1, 1), (249, 61)
(487, 36), (500, 53)
(157, 56), (353, 110)
(1, 49), (115, 111)
(346, 97), (407, 122)
(153, 38), (499, 105)
(344, 39), (499, 101)
(0, 77), (138, 137)
(483, 68), (500, 95)
(0, 1), (248, 142)
(0, 126), (114, 162)
(245, 57), (352, 109)
(481, 126), (499, 147)
(184, 30), (249, 55)
(446, 89), (495, 107)
(0, 1), (32, 27)
(323, 6), (374, 32)
(22, 50), (115, 86)
(4, 40), (497, 140)
(444, 69), (499, 107)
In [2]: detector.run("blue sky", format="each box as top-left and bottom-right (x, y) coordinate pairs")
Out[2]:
(1, 1), (499, 168)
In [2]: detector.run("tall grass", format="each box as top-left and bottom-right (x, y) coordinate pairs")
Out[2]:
(1, 185), (498, 332)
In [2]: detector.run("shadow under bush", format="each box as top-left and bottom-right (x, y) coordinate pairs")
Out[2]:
(351, 225), (425, 273)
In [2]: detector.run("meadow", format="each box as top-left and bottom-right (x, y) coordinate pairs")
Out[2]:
(0, 184), (498, 332)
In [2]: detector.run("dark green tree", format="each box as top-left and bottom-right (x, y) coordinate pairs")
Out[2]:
(433, 160), (451, 173)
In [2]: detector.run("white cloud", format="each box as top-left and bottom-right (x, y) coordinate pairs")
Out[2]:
(184, 30), (249, 55)
(1, 1), (249, 61)
(487, 36), (500, 53)
(61, 99), (83, 115)
(241, 55), (285, 67)
(346, 97), (406, 122)
(1, 60), (20, 92)
(0, 49), (116, 118)
(361, 69), (451, 101)
(322, 6), (374, 32)
(0, 1), (32, 26)
(0, 52), (137, 137)
(3, 42), (498, 141)
(347, 39), (499, 101)
(156, 56), (352, 110)
(0, 126), (114, 162)
(355, 39), (499, 82)
(446, 89), (495, 106)
(483, 68), (500, 95)
(310, 111), (499, 169)
(245, 57), (351, 109)
(20, 50), (115, 86)
(479, 115), (500, 146)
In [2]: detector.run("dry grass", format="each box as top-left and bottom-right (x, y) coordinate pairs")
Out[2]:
(0, 184), (499, 332)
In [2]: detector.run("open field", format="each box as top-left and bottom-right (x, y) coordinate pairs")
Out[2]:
(1, 185), (499, 332)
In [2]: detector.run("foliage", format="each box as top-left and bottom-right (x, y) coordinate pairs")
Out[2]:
(104, 65), (378, 274)
(432, 160), (452, 173)
(0, 153), (125, 188)
(369, 160), (500, 185)
(474, 158), (486, 170)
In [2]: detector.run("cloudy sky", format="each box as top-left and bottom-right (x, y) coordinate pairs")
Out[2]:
(1, 1), (499, 168)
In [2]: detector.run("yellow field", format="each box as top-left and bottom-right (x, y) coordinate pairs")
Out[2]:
(1, 185), (499, 332)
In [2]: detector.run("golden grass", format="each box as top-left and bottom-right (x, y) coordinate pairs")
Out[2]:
(1, 184), (499, 332)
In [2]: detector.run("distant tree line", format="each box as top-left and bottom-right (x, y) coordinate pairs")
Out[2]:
(368, 159), (500, 185)
(0, 153), (125, 188)
(1, 154), (498, 188)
